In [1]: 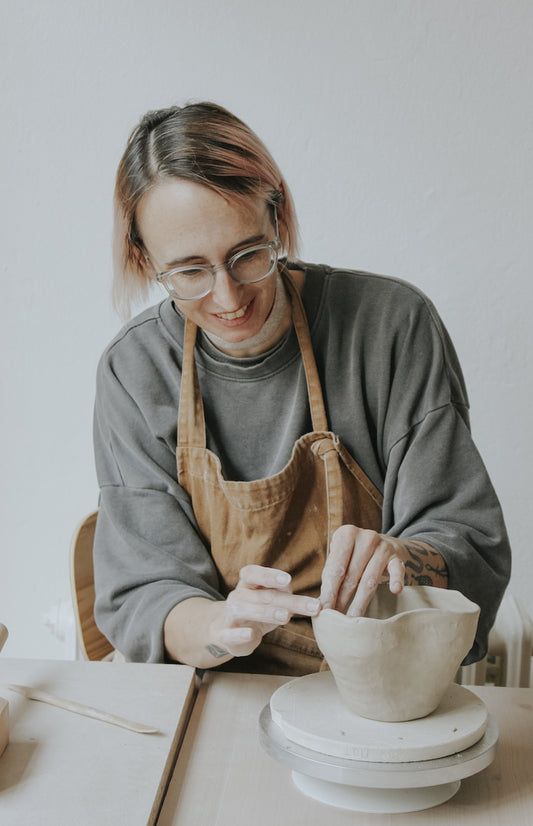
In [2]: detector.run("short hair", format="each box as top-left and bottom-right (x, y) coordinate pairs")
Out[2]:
(113, 101), (299, 319)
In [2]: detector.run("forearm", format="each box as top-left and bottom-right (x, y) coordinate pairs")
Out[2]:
(164, 597), (234, 669)
(399, 539), (449, 588)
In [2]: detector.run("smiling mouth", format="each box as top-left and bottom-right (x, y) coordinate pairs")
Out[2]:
(215, 302), (251, 321)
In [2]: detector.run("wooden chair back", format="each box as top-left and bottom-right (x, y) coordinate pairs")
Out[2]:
(69, 511), (114, 661)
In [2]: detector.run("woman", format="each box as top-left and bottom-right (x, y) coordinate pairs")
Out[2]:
(93, 101), (510, 673)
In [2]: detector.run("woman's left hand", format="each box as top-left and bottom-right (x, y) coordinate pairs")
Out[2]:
(319, 525), (448, 617)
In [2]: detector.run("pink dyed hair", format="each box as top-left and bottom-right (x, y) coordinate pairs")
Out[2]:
(113, 101), (299, 318)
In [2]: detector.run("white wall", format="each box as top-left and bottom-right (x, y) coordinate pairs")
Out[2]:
(2, 0), (532, 658)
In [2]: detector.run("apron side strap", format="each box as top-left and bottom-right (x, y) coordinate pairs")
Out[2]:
(311, 437), (344, 555)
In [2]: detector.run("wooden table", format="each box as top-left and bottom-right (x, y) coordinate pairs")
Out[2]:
(158, 672), (533, 826)
(0, 658), (197, 825)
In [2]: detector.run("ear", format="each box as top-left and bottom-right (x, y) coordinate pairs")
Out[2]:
(270, 187), (289, 251)
(134, 245), (157, 281)
(271, 186), (284, 207)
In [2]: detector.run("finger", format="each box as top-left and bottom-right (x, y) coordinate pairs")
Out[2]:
(238, 564), (292, 591)
(346, 562), (382, 617)
(275, 592), (321, 617)
(346, 546), (405, 617)
(320, 525), (357, 609)
(345, 536), (394, 617)
(387, 557), (406, 594)
(217, 626), (254, 647)
(334, 529), (382, 612)
(252, 589), (320, 617)
(227, 589), (319, 623)
(216, 625), (258, 658)
(227, 597), (290, 626)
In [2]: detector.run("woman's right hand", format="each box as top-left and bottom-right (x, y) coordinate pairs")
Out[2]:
(206, 564), (320, 660)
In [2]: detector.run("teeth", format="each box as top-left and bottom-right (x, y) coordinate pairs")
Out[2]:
(217, 304), (249, 320)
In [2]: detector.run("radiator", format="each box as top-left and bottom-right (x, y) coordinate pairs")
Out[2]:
(458, 592), (533, 687)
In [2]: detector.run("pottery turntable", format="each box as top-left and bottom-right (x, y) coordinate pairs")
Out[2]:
(260, 671), (497, 813)
(259, 586), (497, 814)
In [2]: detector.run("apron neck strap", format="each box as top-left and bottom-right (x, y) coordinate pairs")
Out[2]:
(281, 268), (329, 432)
(178, 317), (206, 448)
(178, 267), (329, 448)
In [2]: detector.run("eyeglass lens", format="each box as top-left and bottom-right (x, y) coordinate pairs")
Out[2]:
(166, 245), (278, 300)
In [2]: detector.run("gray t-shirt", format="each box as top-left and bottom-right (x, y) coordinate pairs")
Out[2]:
(93, 263), (511, 663)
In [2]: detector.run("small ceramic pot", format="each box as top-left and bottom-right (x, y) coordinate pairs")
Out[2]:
(312, 585), (480, 722)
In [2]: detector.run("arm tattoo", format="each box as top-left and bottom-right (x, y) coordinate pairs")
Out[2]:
(403, 541), (449, 587)
(205, 643), (230, 659)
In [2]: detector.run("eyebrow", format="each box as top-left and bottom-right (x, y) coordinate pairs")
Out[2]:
(163, 232), (268, 270)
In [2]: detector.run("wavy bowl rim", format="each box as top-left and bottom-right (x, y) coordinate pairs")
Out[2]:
(313, 588), (480, 631)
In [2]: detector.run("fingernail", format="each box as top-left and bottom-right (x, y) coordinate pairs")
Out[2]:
(276, 572), (291, 586)
(306, 598), (321, 614)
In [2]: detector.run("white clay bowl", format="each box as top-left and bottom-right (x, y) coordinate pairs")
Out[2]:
(312, 585), (480, 722)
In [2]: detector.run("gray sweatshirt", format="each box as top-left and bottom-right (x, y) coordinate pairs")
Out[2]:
(93, 262), (511, 663)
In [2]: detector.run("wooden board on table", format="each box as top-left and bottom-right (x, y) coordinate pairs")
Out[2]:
(0, 658), (197, 825)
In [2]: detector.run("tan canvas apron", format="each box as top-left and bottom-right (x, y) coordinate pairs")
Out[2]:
(176, 270), (383, 675)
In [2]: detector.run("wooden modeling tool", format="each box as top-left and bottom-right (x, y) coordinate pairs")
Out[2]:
(0, 624), (8, 654)
(8, 684), (159, 735)
(0, 624), (9, 758)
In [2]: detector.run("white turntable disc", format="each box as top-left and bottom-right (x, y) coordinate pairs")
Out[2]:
(270, 671), (488, 762)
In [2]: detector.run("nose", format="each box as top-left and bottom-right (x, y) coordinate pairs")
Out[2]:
(210, 265), (243, 310)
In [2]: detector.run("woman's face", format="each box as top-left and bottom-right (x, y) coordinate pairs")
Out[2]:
(137, 179), (279, 347)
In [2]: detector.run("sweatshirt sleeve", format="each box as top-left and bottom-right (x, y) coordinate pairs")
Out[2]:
(376, 286), (511, 664)
(93, 338), (223, 663)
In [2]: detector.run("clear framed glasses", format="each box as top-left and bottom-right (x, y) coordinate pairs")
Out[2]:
(152, 239), (281, 301)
